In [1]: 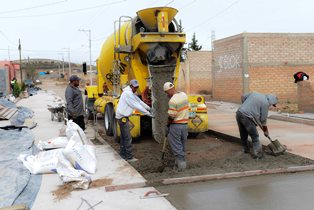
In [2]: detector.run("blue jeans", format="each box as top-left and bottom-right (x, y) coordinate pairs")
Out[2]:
(236, 111), (261, 154)
(117, 118), (133, 160)
(168, 123), (188, 161)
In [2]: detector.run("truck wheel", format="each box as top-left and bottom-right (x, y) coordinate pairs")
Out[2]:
(104, 104), (114, 136)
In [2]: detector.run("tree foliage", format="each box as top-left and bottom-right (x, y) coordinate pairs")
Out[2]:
(188, 33), (202, 51)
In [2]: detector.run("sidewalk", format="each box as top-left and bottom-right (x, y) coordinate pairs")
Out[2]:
(206, 101), (314, 160)
(16, 91), (176, 210)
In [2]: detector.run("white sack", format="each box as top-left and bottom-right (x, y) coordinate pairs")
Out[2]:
(37, 137), (68, 150)
(63, 137), (96, 174)
(56, 153), (91, 190)
(65, 120), (88, 143)
(18, 149), (63, 174)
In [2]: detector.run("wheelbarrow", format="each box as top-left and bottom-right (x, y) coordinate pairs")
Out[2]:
(48, 105), (66, 122)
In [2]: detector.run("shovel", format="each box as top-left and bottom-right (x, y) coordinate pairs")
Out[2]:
(254, 120), (286, 156)
(157, 136), (168, 173)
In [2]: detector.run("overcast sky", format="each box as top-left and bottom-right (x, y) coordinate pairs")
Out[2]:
(0, 0), (313, 64)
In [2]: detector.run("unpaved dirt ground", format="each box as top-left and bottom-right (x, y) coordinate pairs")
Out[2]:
(98, 126), (314, 183)
(40, 78), (314, 185)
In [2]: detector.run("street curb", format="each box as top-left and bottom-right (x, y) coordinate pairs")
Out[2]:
(269, 115), (314, 126)
(162, 165), (314, 185)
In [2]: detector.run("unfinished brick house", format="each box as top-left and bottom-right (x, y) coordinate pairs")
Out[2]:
(212, 33), (314, 107)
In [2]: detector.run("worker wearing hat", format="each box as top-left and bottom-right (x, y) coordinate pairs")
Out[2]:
(65, 75), (85, 130)
(115, 79), (153, 162)
(236, 92), (278, 159)
(164, 82), (189, 171)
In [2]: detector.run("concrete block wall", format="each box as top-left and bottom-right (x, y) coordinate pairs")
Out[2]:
(298, 80), (314, 113)
(177, 51), (212, 95)
(212, 34), (243, 103)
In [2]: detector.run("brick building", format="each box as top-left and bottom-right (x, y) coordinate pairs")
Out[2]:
(177, 51), (212, 95)
(212, 33), (314, 104)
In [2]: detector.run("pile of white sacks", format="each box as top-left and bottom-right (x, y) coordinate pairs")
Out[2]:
(18, 120), (96, 189)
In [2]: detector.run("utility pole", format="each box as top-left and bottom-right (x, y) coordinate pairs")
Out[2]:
(62, 48), (71, 77)
(18, 39), (23, 82)
(62, 56), (65, 75)
(8, 46), (10, 60)
(79, 29), (93, 84)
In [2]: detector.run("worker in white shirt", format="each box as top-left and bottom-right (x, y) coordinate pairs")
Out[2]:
(115, 79), (153, 162)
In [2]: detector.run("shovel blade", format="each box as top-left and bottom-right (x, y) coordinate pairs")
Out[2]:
(267, 139), (286, 156)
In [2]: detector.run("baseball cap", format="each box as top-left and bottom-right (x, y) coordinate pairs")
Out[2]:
(69, 75), (81, 82)
(163, 82), (174, 91)
(130, 79), (139, 87)
(266, 94), (278, 107)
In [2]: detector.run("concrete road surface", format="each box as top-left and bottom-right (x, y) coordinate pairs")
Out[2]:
(158, 171), (314, 210)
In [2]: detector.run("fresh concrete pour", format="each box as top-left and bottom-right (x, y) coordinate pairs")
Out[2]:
(157, 171), (314, 210)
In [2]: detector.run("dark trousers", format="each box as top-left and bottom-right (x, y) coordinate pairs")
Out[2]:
(117, 118), (133, 160)
(168, 123), (188, 161)
(68, 115), (85, 131)
(236, 111), (260, 154)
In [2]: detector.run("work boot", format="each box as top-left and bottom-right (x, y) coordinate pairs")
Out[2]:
(175, 158), (186, 171)
(252, 142), (263, 159)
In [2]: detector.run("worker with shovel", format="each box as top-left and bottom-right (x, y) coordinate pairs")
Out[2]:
(164, 82), (189, 171)
(236, 92), (278, 159)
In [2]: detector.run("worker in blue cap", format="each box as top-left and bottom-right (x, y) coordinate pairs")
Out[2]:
(65, 75), (85, 130)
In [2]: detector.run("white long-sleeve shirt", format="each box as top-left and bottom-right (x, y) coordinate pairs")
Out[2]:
(115, 86), (151, 119)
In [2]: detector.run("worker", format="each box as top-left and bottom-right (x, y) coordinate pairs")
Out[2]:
(10, 77), (17, 91)
(65, 75), (85, 130)
(236, 92), (278, 159)
(115, 79), (153, 162)
(163, 82), (189, 171)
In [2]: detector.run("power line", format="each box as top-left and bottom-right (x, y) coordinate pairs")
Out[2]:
(0, 0), (126, 19)
(165, 0), (175, 6)
(0, 0), (67, 15)
(186, 0), (241, 32)
(0, 31), (17, 46)
(178, 0), (197, 11)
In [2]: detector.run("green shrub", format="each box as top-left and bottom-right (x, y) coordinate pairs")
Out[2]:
(13, 82), (21, 98)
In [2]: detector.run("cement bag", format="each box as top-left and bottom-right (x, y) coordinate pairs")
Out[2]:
(56, 153), (91, 190)
(18, 149), (63, 174)
(63, 138), (96, 174)
(37, 137), (68, 150)
(65, 120), (87, 143)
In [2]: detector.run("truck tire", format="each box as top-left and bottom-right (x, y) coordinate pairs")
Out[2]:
(104, 104), (114, 136)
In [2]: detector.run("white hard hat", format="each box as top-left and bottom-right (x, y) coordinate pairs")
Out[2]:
(163, 82), (174, 91)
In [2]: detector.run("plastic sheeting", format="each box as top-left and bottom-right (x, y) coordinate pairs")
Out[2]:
(10, 107), (34, 126)
(0, 128), (41, 208)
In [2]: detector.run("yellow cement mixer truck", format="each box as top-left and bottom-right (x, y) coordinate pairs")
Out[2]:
(85, 7), (208, 143)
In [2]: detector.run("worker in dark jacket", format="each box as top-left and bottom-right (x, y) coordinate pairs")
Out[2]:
(236, 92), (278, 159)
(65, 75), (85, 130)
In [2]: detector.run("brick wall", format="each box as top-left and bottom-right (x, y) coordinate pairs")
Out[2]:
(298, 80), (314, 113)
(177, 51), (212, 95)
(212, 34), (243, 103)
(213, 33), (314, 104)
(247, 33), (314, 103)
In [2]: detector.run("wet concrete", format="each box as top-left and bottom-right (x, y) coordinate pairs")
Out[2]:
(158, 171), (314, 210)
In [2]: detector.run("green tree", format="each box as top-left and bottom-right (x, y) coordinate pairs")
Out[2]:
(188, 33), (202, 51)
(13, 82), (21, 98)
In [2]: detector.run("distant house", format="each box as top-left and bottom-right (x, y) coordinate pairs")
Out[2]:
(0, 61), (20, 95)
